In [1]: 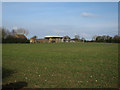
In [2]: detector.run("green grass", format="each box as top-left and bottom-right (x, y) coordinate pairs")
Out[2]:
(2, 43), (118, 88)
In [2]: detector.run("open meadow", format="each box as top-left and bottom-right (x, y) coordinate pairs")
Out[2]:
(2, 43), (118, 88)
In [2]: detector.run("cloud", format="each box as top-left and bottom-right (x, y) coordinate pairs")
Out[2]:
(81, 12), (95, 17)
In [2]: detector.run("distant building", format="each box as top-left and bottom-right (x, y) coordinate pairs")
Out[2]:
(30, 35), (75, 43)
(30, 38), (49, 43)
(45, 35), (64, 43)
(37, 39), (49, 43)
(30, 37), (37, 43)
(14, 34), (27, 39)
(63, 36), (71, 42)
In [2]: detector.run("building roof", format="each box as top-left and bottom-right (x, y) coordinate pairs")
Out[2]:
(30, 37), (36, 39)
(37, 39), (48, 41)
(30, 38), (36, 40)
(14, 34), (27, 39)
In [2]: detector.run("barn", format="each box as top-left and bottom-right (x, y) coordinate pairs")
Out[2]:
(44, 35), (64, 43)
(29, 35), (73, 43)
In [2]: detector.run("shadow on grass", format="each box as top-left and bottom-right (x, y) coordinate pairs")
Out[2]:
(2, 81), (28, 90)
(2, 68), (28, 89)
(2, 67), (15, 79)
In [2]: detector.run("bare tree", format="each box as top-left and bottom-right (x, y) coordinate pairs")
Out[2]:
(75, 35), (80, 40)
(11, 29), (17, 36)
(1, 28), (10, 39)
(15, 28), (29, 36)
(81, 37), (85, 43)
(92, 35), (97, 41)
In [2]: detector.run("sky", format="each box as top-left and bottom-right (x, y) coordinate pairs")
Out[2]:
(2, 2), (118, 40)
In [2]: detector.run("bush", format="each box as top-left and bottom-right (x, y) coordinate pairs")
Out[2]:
(2, 36), (30, 43)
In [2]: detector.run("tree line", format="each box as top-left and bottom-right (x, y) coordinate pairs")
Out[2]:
(92, 35), (120, 43)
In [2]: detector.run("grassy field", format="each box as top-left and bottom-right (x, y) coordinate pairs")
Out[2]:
(2, 43), (118, 88)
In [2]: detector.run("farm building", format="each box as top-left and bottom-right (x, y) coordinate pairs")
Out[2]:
(30, 38), (49, 43)
(30, 35), (74, 43)
(37, 39), (49, 43)
(30, 37), (37, 43)
(45, 35), (64, 43)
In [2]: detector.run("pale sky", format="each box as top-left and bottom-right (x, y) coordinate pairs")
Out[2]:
(2, 2), (118, 40)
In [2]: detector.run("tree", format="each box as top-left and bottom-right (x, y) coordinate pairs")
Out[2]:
(96, 36), (104, 42)
(32, 36), (37, 39)
(92, 35), (97, 41)
(94, 35), (120, 43)
(15, 28), (29, 36)
(72, 35), (80, 42)
(81, 37), (85, 43)
(1, 28), (10, 39)
(63, 35), (71, 42)
(102, 35), (107, 42)
(11, 29), (17, 36)
(74, 35), (80, 40)
(0, 28), (2, 43)
(113, 35), (120, 43)
(105, 35), (112, 43)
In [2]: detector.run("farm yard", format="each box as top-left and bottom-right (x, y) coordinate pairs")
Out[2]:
(2, 43), (118, 88)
